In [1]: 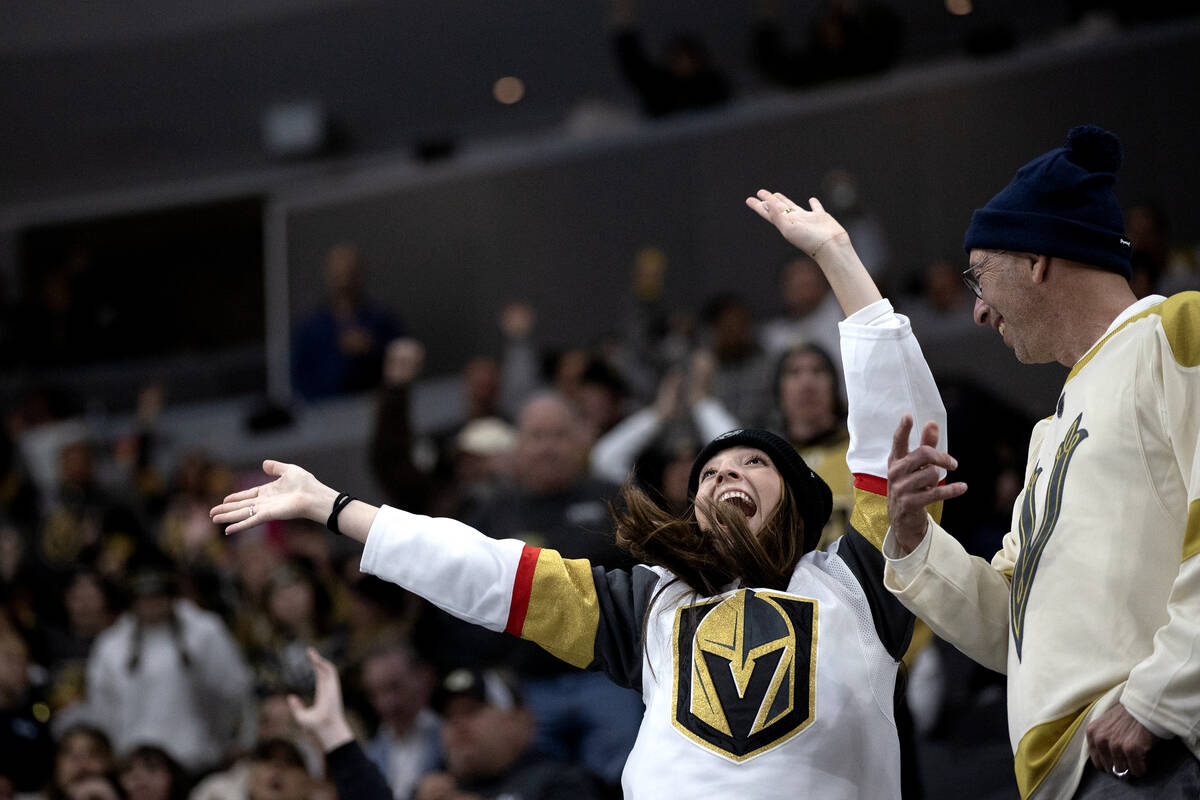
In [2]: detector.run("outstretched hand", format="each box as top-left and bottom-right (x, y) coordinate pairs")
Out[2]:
(288, 647), (355, 753)
(886, 415), (967, 554)
(209, 460), (335, 535)
(745, 190), (849, 260)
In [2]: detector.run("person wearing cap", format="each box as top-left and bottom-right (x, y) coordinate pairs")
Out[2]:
(213, 195), (953, 799)
(415, 667), (604, 800)
(881, 125), (1200, 798)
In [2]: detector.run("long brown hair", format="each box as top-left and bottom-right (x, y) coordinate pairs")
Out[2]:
(612, 477), (804, 595)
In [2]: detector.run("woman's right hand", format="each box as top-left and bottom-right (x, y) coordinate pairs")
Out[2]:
(209, 460), (338, 535)
(745, 190), (849, 260)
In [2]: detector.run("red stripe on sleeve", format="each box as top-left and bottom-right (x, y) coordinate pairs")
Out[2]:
(854, 473), (945, 496)
(505, 545), (542, 636)
(854, 473), (889, 496)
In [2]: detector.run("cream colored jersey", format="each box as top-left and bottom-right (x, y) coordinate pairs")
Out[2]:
(885, 292), (1200, 799)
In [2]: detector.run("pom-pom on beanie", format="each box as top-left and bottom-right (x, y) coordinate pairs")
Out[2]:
(688, 428), (833, 555)
(963, 125), (1132, 277)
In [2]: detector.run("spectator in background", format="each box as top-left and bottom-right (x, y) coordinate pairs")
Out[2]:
(575, 357), (630, 440)
(436, 418), (517, 520)
(117, 745), (189, 800)
(370, 338), (436, 515)
(700, 293), (775, 427)
(750, 0), (904, 89)
(758, 254), (844, 362)
(771, 342), (853, 550)
(40, 725), (115, 800)
(39, 436), (144, 581)
(292, 243), (403, 401)
(0, 624), (54, 794)
(902, 259), (977, 340)
(244, 739), (316, 800)
(589, 353), (737, 488)
(246, 559), (346, 697)
(1126, 202), (1200, 297)
(360, 640), (440, 800)
(417, 669), (603, 800)
(85, 558), (254, 775)
(609, 0), (732, 117)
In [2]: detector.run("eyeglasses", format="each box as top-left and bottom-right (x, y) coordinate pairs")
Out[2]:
(961, 264), (983, 299)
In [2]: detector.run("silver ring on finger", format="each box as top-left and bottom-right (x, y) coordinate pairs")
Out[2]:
(1112, 766), (1129, 778)
(248, 505), (256, 518)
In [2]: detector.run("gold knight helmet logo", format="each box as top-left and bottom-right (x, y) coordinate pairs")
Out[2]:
(672, 589), (817, 761)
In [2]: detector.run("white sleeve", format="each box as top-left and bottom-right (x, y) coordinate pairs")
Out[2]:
(839, 298), (947, 480)
(359, 506), (526, 631)
(883, 519), (1012, 674)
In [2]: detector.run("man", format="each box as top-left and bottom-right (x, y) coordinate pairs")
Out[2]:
(415, 668), (603, 800)
(360, 641), (441, 800)
(292, 242), (403, 400)
(883, 125), (1200, 798)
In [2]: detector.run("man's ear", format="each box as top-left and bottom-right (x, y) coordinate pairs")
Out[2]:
(1030, 254), (1051, 284)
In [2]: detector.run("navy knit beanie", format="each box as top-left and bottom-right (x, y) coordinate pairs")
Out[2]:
(688, 428), (833, 555)
(963, 125), (1132, 278)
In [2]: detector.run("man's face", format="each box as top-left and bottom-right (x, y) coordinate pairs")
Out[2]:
(968, 249), (1054, 364)
(513, 397), (584, 494)
(440, 697), (530, 782)
(362, 650), (433, 736)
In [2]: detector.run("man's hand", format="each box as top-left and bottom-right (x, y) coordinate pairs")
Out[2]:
(886, 415), (967, 554)
(1086, 702), (1160, 778)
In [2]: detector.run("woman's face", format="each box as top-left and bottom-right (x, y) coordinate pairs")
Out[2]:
(778, 350), (836, 425)
(693, 447), (783, 536)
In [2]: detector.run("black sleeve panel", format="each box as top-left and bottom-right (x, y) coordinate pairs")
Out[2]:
(838, 528), (914, 661)
(325, 740), (396, 800)
(587, 564), (661, 692)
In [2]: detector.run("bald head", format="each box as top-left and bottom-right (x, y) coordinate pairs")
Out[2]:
(514, 393), (589, 494)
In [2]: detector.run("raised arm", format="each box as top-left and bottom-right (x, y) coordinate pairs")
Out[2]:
(746, 190), (882, 316)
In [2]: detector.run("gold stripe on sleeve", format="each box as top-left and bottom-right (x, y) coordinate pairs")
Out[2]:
(1182, 499), (1200, 562)
(519, 550), (600, 669)
(849, 488), (943, 551)
(1160, 292), (1200, 368)
(1013, 701), (1097, 799)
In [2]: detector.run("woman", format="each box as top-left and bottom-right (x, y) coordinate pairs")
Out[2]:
(212, 194), (961, 799)
(773, 341), (854, 550)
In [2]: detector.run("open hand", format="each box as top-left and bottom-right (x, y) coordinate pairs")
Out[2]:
(745, 191), (848, 259)
(209, 460), (335, 535)
(887, 415), (967, 554)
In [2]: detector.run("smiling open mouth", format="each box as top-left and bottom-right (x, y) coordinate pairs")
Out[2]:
(718, 490), (757, 517)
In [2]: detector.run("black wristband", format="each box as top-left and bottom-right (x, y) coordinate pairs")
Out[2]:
(326, 493), (356, 535)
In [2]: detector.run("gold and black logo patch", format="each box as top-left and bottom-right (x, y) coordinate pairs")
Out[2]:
(671, 589), (817, 762)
